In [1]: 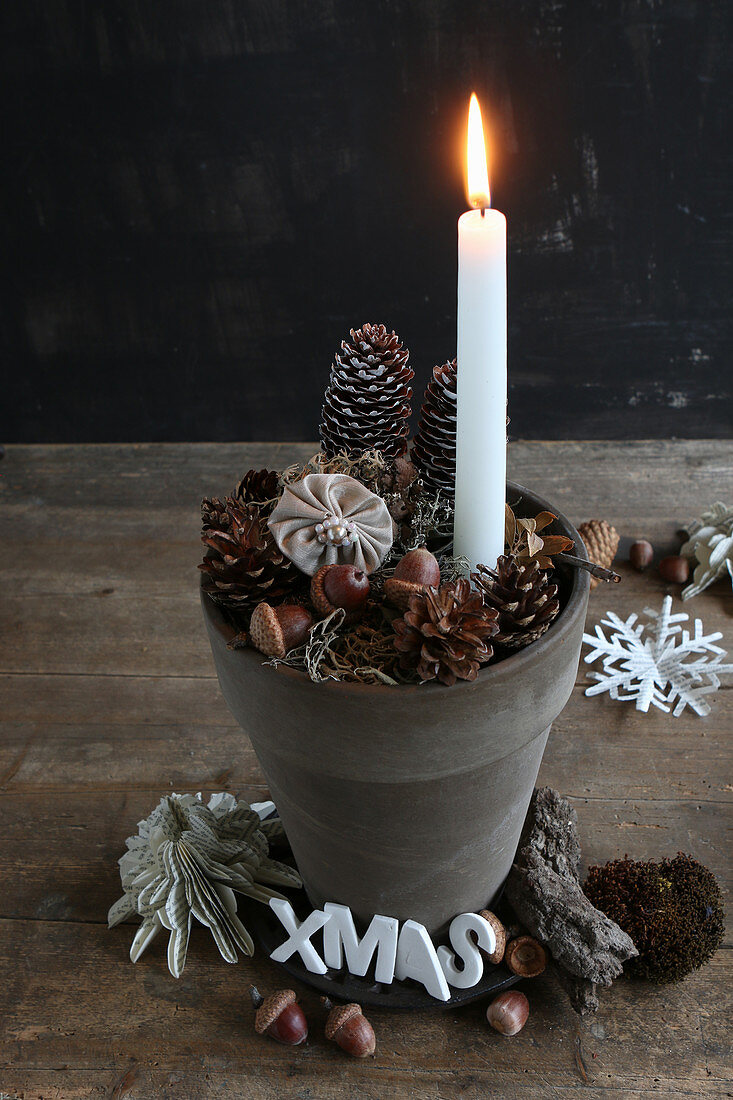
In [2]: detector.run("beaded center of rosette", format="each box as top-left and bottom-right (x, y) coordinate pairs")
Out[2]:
(314, 513), (357, 547)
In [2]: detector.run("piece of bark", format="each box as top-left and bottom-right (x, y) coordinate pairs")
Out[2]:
(505, 787), (637, 1015)
(552, 963), (599, 1015)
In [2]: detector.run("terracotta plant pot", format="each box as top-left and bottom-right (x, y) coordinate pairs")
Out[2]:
(201, 482), (589, 936)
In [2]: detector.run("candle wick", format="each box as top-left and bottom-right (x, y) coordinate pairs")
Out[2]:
(480, 206), (486, 218)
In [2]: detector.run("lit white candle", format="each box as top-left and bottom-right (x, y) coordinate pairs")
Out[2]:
(453, 94), (507, 573)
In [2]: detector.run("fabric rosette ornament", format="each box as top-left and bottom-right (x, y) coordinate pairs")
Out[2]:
(268, 473), (394, 576)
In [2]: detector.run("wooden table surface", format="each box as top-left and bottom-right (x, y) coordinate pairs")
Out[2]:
(1, 440), (731, 1100)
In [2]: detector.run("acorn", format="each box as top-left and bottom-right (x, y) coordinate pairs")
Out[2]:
(324, 1000), (376, 1058)
(384, 547), (441, 611)
(249, 602), (313, 658)
(251, 986), (308, 1046)
(311, 564), (370, 622)
(477, 909), (507, 964)
(629, 539), (654, 571)
(504, 936), (547, 978)
(658, 555), (690, 584)
(486, 990), (529, 1036)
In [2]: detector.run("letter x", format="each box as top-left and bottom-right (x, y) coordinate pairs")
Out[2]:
(269, 898), (329, 974)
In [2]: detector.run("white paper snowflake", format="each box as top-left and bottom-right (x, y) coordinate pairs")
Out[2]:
(582, 596), (733, 717)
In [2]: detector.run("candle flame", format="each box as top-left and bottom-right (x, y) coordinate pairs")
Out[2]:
(466, 93), (490, 209)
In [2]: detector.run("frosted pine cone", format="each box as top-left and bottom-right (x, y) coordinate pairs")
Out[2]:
(411, 358), (457, 497)
(472, 555), (560, 651)
(320, 323), (414, 459)
(393, 578), (499, 685)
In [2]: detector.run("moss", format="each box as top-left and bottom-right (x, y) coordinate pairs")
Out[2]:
(583, 853), (724, 983)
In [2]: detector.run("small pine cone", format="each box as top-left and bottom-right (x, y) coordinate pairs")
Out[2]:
(234, 469), (281, 509)
(320, 323), (414, 460)
(201, 497), (232, 532)
(393, 578), (499, 686)
(578, 520), (620, 589)
(472, 555), (560, 651)
(202, 470), (280, 531)
(411, 358), (457, 497)
(199, 498), (300, 611)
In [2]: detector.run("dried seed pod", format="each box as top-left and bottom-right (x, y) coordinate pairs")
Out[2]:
(486, 990), (529, 1036)
(658, 555), (690, 584)
(477, 909), (507, 964)
(251, 987), (308, 1046)
(249, 603), (313, 658)
(384, 547), (441, 611)
(324, 1001), (376, 1058)
(629, 539), (654, 571)
(505, 936), (547, 978)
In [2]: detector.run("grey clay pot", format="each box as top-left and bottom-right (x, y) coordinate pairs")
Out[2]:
(202, 481), (590, 936)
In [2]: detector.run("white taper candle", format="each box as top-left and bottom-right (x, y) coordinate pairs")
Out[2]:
(453, 96), (507, 574)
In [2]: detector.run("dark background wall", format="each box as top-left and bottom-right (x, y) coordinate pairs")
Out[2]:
(3, 0), (731, 444)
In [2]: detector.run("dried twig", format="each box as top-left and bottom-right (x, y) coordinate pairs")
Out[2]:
(557, 552), (621, 584)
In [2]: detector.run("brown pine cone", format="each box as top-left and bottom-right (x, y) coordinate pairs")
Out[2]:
(472, 555), (560, 651)
(202, 470), (280, 531)
(199, 498), (300, 611)
(234, 469), (280, 509)
(320, 323), (414, 459)
(578, 520), (620, 589)
(201, 497), (232, 532)
(393, 578), (499, 686)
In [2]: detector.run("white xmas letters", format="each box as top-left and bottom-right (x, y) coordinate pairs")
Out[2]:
(269, 899), (499, 1002)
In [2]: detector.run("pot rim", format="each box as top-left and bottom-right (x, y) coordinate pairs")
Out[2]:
(201, 479), (590, 695)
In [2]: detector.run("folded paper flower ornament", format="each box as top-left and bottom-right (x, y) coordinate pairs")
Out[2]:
(108, 792), (301, 978)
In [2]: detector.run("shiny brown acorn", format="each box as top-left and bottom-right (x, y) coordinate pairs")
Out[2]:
(323, 999), (376, 1058)
(251, 986), (308, 1045)
(384, 547), (441, 611)
(486, 990), (529, 1036)
(249, 602), (313, 658)
(629, 539), (654, 571)
(311, 564), (370, 621)
(658, 555), (690, 584)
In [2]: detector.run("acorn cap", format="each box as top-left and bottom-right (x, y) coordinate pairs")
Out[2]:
(325, 1002), (362, 1040)
(254, 989), (297, 1033)
(478, 909), (507, 965)
(384, 576), (427, 611)
(249, 602), (287, 658)
(311, 565), (337, 618)
(249, 603), (312, 658)
(505, 935), (547, 978)
(310, 565), (367, 623)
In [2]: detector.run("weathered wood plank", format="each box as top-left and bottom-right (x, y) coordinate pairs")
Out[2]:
(1, 578), (730, 677)
(2, 441), (731, 523)
(0, 790), (728, 930)
(1, 692), (730, 805)
(1, 1070), (730, 1100)
(0, 920), (729, 1094)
